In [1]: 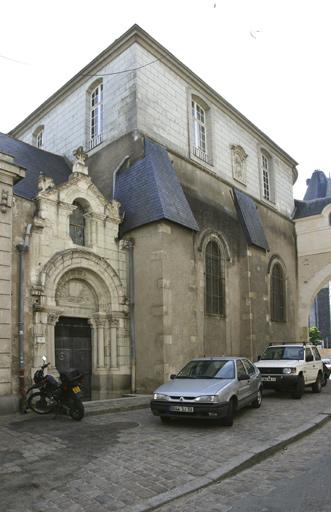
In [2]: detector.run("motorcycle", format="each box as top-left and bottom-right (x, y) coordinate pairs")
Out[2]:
(26, 356), (85, 421)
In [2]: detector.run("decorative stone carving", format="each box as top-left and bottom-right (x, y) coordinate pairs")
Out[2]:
(72, 146), (89, 175)
(230, 145), (248, 185)
(38, 173), (55, 193)
(47, 311), (62, 325)
(73, 146), (88, 165)
(56, 279), (97, 309)
(0, 189), (10, 213)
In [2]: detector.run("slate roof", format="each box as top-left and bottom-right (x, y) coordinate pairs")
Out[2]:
(232, 188), (269, 251)
(0, 132), (71, 199)
(115, 139), (199, 235)
(293, 197), (331, 219)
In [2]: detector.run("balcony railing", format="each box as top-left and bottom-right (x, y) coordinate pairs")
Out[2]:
(87, 134), (103, 151)
(193, 146), (209, 164)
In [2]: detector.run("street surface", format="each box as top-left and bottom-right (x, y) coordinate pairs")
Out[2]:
(156, 416), (331, 512)
(0, 386), (330, 512)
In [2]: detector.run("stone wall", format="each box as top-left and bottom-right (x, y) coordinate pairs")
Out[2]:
(0, 154), (25, 413)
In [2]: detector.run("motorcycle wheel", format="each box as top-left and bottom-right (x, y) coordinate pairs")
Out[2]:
(69, 399), (84, 421)
(27, 392), (55, 414)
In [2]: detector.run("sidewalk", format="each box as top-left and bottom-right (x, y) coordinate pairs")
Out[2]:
(0, 387), (330, 512)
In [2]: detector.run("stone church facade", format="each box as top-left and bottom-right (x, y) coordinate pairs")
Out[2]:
(0, 25), (300, 412)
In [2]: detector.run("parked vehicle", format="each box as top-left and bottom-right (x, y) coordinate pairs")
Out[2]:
(150, 357), (262, 426)
(322, 358), (331, 386)
(255, 343), (325, 399)
(26, 356), (85, 420)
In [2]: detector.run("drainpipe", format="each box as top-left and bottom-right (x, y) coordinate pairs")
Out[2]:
(112, 155), (135, 391)
(126, 239), (136, 394)
(16, 223), (32, 412)
(112, 155), (130, 200)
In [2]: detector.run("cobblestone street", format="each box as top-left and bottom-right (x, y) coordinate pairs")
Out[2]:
(0, 387), (330, 512)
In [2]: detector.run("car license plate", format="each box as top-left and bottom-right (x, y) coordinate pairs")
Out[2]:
(72, 386), (81, 394)
(262, 376), (276, 382)
(169, 405), (194, 413)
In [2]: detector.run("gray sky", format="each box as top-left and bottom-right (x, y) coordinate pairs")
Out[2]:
(1, 0), (329, 199)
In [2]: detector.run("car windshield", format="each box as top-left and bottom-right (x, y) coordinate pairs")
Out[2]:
(176, 360), (235, 379)
(261, 346), (304, 361)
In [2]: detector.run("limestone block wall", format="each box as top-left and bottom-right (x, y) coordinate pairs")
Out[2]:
(135, 44), (295, 218)
(0, 154), (26, 411)
(13, 39), (295, 219)
(15, 46), (138, 161)
(132, 222), (203, 392)
(174, 152), (298, 361)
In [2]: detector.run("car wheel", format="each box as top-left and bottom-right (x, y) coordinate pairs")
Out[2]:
(160, 416), (171, 424)
(222, 398), (235, 426)
(292, 375), (304, 399)
(251, 388), (262, 408)
(312, 373), (322, 393)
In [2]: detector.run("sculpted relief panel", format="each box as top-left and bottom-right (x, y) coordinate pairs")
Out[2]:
(56, 278), (98, 310)
(231, 144), (248, 185)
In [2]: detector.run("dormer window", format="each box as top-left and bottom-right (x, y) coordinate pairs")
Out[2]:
(88, 81), (103, 150)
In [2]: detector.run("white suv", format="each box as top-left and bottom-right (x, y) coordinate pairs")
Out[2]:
(255, 343), (324, 399)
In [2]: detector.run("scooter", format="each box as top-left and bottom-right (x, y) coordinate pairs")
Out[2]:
(26, 356), (85, 421)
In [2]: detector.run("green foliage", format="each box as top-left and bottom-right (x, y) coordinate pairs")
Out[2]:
(309, 326), (322, 346)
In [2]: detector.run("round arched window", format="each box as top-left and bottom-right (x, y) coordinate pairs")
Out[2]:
(69, 200), (86, 246)
(205, 240), (225, 315)
(271, 263), (286, 322)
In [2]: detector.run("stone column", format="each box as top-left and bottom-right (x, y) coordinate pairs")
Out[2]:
(96, 318), (106, 368)
(110, 318), (119, 369)
(88, 319), (97, 370)
(0, 153), (25, 412)
(47, 311), (61, 368)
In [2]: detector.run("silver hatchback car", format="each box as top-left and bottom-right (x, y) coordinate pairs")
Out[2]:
(150, 357), (262, 426)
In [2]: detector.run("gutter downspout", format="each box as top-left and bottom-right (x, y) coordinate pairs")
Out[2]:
(16, 223), (32, 412)
(112, 155), (136, 392)
(126, 239), (136, 394)
(112, 155), (130, 200)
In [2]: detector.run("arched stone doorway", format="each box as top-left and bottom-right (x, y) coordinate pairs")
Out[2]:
(55, 316), (92, 399)
(31, 249), (130, 399)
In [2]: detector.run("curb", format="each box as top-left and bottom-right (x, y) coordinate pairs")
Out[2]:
(120, 410), (331, 512)
(84, 395), (151, 417)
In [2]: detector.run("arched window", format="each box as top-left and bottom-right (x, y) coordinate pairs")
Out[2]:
(69, 200), (86, 246)
(261, 150), (271, 200)
(205, 240), (225, 315)
(33, 125), (44, 149)
(191, 95), (211, 164)
(89, 81), (103, 150)
(270, 263), (286, 322)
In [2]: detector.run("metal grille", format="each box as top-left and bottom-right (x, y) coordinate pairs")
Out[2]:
(271, 263), (286, 322)
(259, 367), (284, 375)
(205, 241), (225, 315)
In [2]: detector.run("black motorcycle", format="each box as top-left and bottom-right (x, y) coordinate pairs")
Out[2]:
(26, 357), (85, 421)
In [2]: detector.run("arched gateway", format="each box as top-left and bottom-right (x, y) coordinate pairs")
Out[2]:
(294, 199), (331, 341)
(32, 249), (130, 400)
